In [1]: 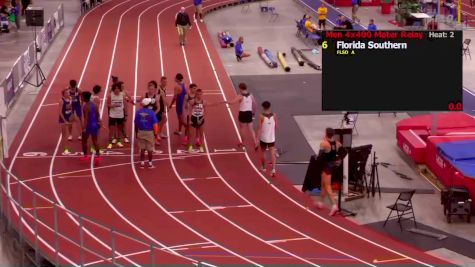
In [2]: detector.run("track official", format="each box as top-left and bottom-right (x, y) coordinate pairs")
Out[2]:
(175, 7), (192, 46)
(135, 98), (159, 169)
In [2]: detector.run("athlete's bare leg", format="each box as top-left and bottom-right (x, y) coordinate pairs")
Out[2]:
(269, 146), (277, 176)
(247, 122), (257, 145)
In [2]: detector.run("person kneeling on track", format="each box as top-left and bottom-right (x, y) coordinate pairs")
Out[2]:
(135, 98), (160, 169)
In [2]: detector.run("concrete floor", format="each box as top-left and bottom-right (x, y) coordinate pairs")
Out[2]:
(0, 0), (82, 264)
(205, 0), (322, 76)
(204, 0), (475, 264)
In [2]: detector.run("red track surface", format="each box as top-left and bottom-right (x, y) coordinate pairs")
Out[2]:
(462, 0), (475, 27)
(2, 0), (455, 266)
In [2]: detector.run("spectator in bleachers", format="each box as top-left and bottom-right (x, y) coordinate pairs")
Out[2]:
(317, 2), (327, 30)
(367, 19), (377, 30)
(235, 36), (250, 61)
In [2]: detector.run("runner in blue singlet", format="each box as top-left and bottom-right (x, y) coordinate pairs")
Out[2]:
(80, 91), (101, 163)
(168, 73), (188, 144)
(68, 79), (82, 141)
(59, 88), (73, 155)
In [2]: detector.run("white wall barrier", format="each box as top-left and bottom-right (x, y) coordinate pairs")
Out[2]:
(0, 3), (65, 118)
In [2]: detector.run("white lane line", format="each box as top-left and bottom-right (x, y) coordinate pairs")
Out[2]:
(158, 2), (319, 266)
(41, 103), (59, 107)
(58, 175), (92, 179)
(84, 249), (150, 266)
(193, 8), (379, 267)
(4, 1), (122, 265)
(10, 155), (193, 185)
(268, 237), (310, 244)
(49, 0), (146, 266)
(124, 0), (259, 265)
(195, 4), (437, 267)
(24, 206), (55, 211)
(169, 209), (211, 214)
(211, 205), (252, 210)
(165, 242), (212, 250)
(88, 0), (204, 265)
(182, 176), (220, 181)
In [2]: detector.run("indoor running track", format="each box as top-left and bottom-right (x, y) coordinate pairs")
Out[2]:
(3, 0), (454, 266)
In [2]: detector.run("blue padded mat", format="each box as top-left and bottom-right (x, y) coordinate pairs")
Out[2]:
(437, 140), (475, 161)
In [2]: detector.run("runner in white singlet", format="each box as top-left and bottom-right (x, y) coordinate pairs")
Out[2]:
(256, 101), (278, 177)
(107, 83), (127, 149)
(187, 88), (226, 153)
(226, 82), (258, 150)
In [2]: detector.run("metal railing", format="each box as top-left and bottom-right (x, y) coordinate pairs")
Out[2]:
(0, 3), (65, 119)
(0, 162), (171, 266)
(0, 121), (211, 267)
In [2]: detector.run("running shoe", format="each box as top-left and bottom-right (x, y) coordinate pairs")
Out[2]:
(271, 169), (276, 177)
(200, 19), (203, 23)
(187, 144), (193, 152)
(111, 138), (117, 144)
(182, 136), (189, 146)
(139, 162), (145, 169)
(316, 201), (324, 209)
(107, 143), (113, 149)
(78, 135), (82, 140)
(195, 138), (201, 146)
(148, 162), (155, 169)
(124, 137), (130, 143)
(116, 142), (124, 148)
(62, 148), (70, 155)
(174, 131), (182, 136)
(67, 135), (73, 141)
(160, 133), (168, 138)
(329, 205), (339, 216)
(199, 146), (204, 153)
(261, 165), (266, 172)
(90, 146), (96, 154)
(80, 155), (90, 161)
(94, 156), (102, 163)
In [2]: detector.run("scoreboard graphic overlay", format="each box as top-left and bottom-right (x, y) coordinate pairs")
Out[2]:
(322, 31), (462, 112)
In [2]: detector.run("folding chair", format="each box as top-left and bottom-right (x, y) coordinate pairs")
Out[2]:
(240, 0), (250, 13)
(259, 0), (269, 12)
(340, 112), (359, 135)
(463, 39), (471, 60)
(295, 20), (303, 37)
(383, 190), (417, 231)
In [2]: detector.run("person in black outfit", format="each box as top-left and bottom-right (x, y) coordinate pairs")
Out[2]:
(334, 16), (353, 30)
(318, 128), (342, 216)
(21, 0), (30, 16)
(175, 7), (192, 46)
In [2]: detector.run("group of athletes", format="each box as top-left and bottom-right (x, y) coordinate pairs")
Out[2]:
(57, 73), (279, 176)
